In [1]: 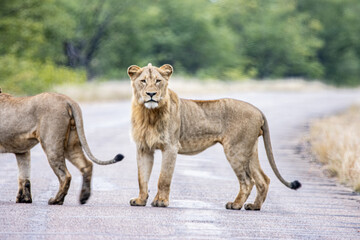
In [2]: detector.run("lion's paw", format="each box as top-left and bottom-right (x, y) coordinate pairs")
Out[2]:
(151, 198), (169, 207)
(16, 193), (32, 204)
(244, 203), (261, 211)
(225, 202), (242, 210)
(79, 190), (91, 205)
(130, 197), (147, 206)
(16, 180), (32, 203)
(48, 198), (64, 205)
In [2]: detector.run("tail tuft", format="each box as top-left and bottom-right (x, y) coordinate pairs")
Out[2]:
(290, 180), (301, 190)
(114, 154), (124, 162)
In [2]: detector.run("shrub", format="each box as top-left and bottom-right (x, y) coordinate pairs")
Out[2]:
(0, 55), (85, 95)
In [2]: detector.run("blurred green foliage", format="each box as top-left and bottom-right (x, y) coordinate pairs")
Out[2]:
(1, 0), (360, 95)
(0, 55), (85, 95)
(298, 0), (360, 86)
(0, 0), (84, 95)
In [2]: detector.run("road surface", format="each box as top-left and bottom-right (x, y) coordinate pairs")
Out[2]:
(1, 89), (360, 239)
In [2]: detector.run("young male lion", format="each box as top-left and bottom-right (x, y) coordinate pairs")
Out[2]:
(128, 63), (301, 210)
(0, 90), (123, 205)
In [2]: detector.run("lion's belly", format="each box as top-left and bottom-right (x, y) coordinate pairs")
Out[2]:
(178, 137), (219, 155)
(0, 127), (39, 153)
(178, 112), (223, 155)
(0, 137), (38, 153)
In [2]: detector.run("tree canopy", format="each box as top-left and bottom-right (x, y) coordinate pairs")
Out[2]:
(1, 0), (360, 94)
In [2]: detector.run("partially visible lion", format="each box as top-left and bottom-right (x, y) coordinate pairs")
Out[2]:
(128, 63), (301, 210)
(0, 89), (123, 205)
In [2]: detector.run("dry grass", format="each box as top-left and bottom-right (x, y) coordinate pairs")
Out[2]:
(54, 81), (132, 102)
(309, 106), (360, 191)
(54, 77), (331, 102)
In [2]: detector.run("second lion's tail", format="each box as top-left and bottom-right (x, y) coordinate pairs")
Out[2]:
(67, 102), (123, 165)
(261, 113), (301, 190)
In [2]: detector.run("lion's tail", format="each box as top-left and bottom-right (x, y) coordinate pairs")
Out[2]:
(67, 101), (124, 165)
(261, 113), (301, 190)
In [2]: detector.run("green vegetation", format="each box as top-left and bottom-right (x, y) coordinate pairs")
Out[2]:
(0, 56), (85, 95)
(0, 0), (85, 95)
(1, 0), (360, 95)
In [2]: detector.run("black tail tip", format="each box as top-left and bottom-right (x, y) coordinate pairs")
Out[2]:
(114, 154), (124, 162)
(291, 180), (301, 190)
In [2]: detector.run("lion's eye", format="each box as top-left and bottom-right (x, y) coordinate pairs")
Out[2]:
(141, 80), (146, 84)
(156, 79), (161, 84)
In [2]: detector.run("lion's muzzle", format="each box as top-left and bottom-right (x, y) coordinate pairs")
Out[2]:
(144, 99), (159, 109)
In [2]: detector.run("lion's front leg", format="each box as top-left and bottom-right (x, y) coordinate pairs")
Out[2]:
(130, 149), (154, 206)
(15, 152), (32, 203)
(151, 146), (178, 207)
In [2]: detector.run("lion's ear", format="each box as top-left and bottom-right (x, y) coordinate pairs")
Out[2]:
(159, 64), (173, 79)
(127, 65), (141, 80)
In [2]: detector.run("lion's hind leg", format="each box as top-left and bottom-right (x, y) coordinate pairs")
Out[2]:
(65, 127), (93, 204)
(244, 160), (270, 211)
(40, 117), (72, 205)
(223, 144), (255, 210)
(45, 152), (72, 205)
(15, 151), (32, 203)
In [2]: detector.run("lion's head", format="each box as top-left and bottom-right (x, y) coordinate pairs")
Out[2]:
(128, 63), (173, 109)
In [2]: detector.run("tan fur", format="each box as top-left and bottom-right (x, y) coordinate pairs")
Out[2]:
(128, 63), (300, 210)
(0, 92), (123, 205)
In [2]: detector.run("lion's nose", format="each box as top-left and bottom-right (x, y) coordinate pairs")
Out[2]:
(146, 92), (156, 97)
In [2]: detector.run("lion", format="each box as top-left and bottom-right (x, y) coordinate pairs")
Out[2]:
(127, 63), (301, 210)
(0, 89), (123, 205)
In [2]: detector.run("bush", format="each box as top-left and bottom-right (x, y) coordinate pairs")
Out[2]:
(0, 55), (85, 95)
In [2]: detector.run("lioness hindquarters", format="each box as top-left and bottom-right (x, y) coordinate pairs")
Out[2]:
(1, 91), (124, 205)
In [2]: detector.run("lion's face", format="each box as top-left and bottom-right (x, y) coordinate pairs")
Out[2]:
(128, 63), (173, 109)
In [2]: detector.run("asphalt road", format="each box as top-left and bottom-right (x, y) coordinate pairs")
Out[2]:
(1, 89), (360, 239)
